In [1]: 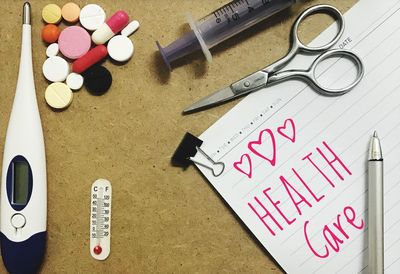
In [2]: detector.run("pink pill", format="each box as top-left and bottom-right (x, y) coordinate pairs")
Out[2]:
(58, 26), (91, 59)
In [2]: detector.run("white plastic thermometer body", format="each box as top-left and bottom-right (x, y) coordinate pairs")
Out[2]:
(0, 3), (47, 274)
(90, 179), (112, 260)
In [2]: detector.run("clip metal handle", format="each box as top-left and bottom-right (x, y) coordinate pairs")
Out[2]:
(189, 147), (225, 177)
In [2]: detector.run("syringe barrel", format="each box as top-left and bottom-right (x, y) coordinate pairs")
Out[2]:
(195, 0), (295, 49)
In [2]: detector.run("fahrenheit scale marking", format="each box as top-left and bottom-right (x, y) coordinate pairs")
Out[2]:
(90, 179), (112, 260)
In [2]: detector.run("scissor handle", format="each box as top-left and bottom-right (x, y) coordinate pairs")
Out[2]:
(268, 49), (364, 96)
(264, 5), (345, 74)
(292, 5), (345, 52)
(308, 49), (364, 96)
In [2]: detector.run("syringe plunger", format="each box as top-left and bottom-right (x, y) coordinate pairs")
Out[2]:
(156, 31), (201, 70)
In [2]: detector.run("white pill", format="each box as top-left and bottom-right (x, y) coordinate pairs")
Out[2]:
(45, 82), (73, 109)
(79, 4), (106, 31)
(66, 72), (84, 91)
(46, 43), (59, 57)
(107, 35), (134, 62)
(121, 20), (140, 37)
(42, 56), (69, 82)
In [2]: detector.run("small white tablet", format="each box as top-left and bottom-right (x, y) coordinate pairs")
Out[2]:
(107, 35), (134, 62)
(80, 4), (106, 31)
(46, 43), (59, 57)
(121, 20), (140, 37)
(66, 72), (84, 91)
(42, 56), (69, 82)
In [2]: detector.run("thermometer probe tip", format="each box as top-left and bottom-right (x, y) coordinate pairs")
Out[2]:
(23, 2), (31, 25)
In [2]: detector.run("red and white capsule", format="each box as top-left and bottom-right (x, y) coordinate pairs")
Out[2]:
(92, 11), (129, 45)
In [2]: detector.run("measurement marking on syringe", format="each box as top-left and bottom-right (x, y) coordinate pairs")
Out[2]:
(157, 0), (295, 68)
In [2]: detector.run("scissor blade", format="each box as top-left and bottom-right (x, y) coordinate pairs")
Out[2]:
(183, 86), (236, 114)
(183, 70), (270, 114)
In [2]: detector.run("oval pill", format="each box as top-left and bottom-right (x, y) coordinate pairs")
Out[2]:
(41, 24), (61, 43)
(79, 4), (106, 31)
(62, 2), (81, 23)
(42, 4), (62, 24)
(92, 11), (129, 45)
(72, 45), (108, 74)
(83, 65), (112, 95)
(46, 43), (59, 57)
(42, 56), (70, 82)
(121, 20), (139, 37)
(66, 72), (84, 90)
(107, 35), (134, 62)
(59, 26), (91, 59)
(45, 82), (73, 109)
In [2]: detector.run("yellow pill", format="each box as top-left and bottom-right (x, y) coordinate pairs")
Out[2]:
(45, 82), (73, 109)
(42, 4), (62, 24)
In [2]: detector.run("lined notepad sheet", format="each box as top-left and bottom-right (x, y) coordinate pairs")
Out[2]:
(194, 0), (400, 273)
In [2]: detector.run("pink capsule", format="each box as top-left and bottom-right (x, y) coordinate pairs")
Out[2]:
(92, 11), (129, 45)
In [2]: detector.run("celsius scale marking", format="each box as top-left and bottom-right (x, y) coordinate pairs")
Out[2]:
(90, 179), (112, 260)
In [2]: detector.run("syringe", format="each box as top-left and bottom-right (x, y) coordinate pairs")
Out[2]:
(156, 0), (296, 70)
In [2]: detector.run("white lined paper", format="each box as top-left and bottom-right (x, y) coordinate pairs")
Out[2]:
(194, 0), (400, 273)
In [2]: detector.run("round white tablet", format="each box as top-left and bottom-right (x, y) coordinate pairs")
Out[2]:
(45, 82), (73, 109)
(46, 43), (59, 57)
(42, 56), (69, 82)
(107, 35), (134, 62)
(80, 4), (106, 31)
(121, 20), (140, 37)
(66, 72), (84, 91)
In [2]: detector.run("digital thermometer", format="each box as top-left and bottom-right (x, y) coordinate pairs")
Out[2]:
(0, 3), (47, 273)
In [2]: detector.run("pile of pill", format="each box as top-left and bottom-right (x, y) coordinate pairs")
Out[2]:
(41, 3), (139, 109)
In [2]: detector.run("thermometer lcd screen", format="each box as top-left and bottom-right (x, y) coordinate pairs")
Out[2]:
(13, 161), (29, 205)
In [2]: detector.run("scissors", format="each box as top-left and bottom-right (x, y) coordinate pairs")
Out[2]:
(183, 5), (364, 114)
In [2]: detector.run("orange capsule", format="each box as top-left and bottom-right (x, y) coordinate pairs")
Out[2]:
(42, 24), (61, 44)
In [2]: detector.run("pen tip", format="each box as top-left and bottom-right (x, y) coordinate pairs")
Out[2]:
(369, 130), (383, 160)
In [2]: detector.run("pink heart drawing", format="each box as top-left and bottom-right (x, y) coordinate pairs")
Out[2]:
(248, 128), (277, 166)
(277, 118), (296, 143)
(233, 154), (253, 179)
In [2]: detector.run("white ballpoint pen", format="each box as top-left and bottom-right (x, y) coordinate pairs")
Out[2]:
(368, 131), (384, 274)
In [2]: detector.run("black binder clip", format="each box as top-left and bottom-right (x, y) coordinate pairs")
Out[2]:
(172, 132), (225, 177)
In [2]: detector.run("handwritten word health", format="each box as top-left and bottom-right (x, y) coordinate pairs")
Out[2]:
(248, 140), (364, 258)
